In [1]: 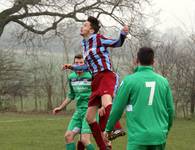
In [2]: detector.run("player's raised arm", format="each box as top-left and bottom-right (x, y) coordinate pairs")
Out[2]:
(100, 25), (129, 48)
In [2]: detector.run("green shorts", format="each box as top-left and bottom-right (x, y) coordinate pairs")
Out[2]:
(67, 110), (91, 134)
(127, 143), (166, 150)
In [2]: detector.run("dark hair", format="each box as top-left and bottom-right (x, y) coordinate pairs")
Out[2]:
(137, 47), (154, 65)
(87, 16), (101, 33)
(74, 54), (83, 63)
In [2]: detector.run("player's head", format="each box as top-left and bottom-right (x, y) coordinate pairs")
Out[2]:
(74, 54), (84, 74)
(137, 47), (154, 66)
(80, 16), (100, 37)
(74, 54), (84, 65)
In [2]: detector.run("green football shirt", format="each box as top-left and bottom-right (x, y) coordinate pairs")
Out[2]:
(106, 66), (174, 145)
(67, 72), (92, 110)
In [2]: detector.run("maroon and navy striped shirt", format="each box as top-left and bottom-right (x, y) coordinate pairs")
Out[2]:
(74, 31), (127, 74)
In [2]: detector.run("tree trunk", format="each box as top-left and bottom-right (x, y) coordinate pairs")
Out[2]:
(174, 100), (178, 117)
(34, 94), (38, 112)
(190, 92), (195, 116)
(20, 95), (23, 112)
(61, 74), (65, 101)
(47, 84), (52, 111)
(182, 102), (186, 118)
(33, 71), (38, 111)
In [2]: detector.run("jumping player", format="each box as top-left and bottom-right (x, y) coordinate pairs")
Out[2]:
(63, 16), (128, 150)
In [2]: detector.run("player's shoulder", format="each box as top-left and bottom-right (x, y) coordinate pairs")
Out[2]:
(96, 33), (108, 39)
(118, 74), (137, 90)
(154, 72), (168, 81)
(123, 71), (166, 82)
(126, 71), (140, 79)
(83, 72), (92, 79)
(68, 72), (77, 79)
(96, 33), (103, 38)
(122, 74), (136, 84)
(153, 72), (170, 86)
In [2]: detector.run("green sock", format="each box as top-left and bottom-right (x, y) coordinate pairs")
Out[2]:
(66, 142), (75, 150)
(86, 144), (95, 150)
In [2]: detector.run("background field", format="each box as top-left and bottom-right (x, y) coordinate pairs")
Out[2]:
(0, 113), (195, 150)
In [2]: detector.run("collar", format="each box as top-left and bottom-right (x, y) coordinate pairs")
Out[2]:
(133, 66), (154, 73)
(82, 34), (96, 43)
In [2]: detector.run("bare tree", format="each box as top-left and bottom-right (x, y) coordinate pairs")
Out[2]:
(0, 49), (27, 111)
(28, 56), (42, 111)
(38, 55), (60, 111)
(186, 35), (195, 117)
(0, 0), (150, 37)
(155, 40), (178, 77)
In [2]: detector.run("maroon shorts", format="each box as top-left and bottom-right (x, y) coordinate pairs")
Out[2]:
(88, 70), (118, 107)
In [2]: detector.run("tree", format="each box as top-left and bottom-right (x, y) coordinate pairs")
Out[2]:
(0, 49), (27, 111)
(56, 22), (80, 101)
(155, 40), (178, 77)
(38, 55), (60, 111)
(187, 35), (195, 117)
(28, 55), (42, 111)
(0, 0), (150, 37)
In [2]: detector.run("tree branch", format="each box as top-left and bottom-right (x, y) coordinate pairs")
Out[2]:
(0, 0), (149, 37)
(12, 17), (64, 34)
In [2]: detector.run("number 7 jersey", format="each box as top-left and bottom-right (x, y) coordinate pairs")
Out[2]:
(106, 66), (174, 145)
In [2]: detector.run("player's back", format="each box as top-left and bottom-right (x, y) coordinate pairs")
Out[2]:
(125, 66), (171, 145)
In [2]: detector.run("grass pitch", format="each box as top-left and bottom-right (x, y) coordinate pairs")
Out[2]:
(0, 113), (194, 150)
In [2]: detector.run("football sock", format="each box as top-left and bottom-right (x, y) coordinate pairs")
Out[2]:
(114, 121), (122, 129)
(99, 104), (112, 131)
(86, 144), (95, 150)
(89, 121), (107, 150)
(77, 140), (85, 150)
(66, 142), (76, 150)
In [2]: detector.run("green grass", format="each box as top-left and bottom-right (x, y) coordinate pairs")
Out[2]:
(167, 119), (195, 150)
(0, 113), (195, 150)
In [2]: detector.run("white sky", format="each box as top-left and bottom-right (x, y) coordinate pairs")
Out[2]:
(0, 0), (195, 33)
(152, 0), (195, 32)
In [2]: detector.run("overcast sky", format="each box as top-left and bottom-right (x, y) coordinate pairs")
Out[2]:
(153, 0), (195, 32)
(0, 0), (195, 32)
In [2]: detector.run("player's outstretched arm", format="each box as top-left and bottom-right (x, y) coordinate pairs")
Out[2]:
(62, 64), (89, 72)
(72, 64), (89, 72)
(62, 64), (73, 70)
(100, 25), (129, 48)
(52, 99), (71, 115)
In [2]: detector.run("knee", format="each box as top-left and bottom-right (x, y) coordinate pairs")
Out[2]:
(86, 108), (97, 124)
(64, 132), (74, 143)
(81, 135), (91, 146)
(86, 114), (94, 124)
(81, 138), (90, 146)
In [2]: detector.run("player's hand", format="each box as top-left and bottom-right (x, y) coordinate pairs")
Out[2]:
(122, 25), (129, 34)
(62, 64), (72, 70)
(52, 107), (61, 115)
(98, 106), (105, 117)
